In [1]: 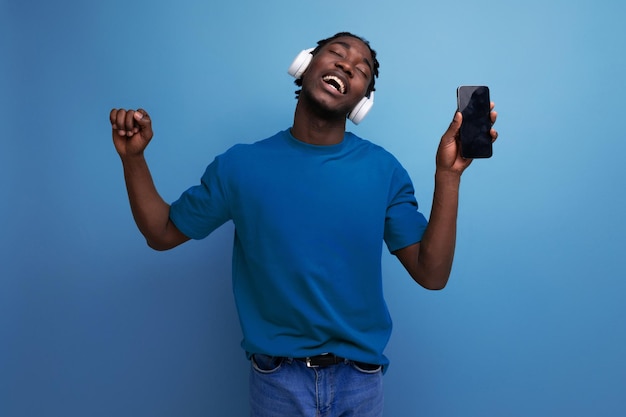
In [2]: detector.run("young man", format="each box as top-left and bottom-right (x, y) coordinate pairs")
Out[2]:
(110, 32), (498, 417)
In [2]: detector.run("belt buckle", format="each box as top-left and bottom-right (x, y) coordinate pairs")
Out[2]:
(305, 353), (336, 368)
(305, 357), (319, 368)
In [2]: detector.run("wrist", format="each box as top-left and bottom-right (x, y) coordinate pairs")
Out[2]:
(434, 169), (461, 187)
(120, 152), (146, 164)
(120, 153), (149, 174)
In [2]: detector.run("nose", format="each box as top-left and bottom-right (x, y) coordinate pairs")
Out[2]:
(336, 60), (354, 77)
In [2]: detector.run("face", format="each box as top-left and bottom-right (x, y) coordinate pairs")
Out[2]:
(300, 36), (374, 116)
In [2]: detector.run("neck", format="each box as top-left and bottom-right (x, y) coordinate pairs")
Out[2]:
(291, 98), (347, 146)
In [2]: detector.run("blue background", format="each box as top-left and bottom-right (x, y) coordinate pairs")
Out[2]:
(2, 0), (625, 416)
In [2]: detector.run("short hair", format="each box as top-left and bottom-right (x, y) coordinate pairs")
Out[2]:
(294, 32), (380, 99)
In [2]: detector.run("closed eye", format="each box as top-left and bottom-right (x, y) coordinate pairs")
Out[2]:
(356, 65), (370, 77)
(327, 44), (371, 78)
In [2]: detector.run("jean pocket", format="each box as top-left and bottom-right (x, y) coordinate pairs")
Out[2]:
(351, 361), (382, 374)
(251, 354), (284, 374)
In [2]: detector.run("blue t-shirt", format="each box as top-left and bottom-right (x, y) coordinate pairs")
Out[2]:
(170, 129), (428, 368)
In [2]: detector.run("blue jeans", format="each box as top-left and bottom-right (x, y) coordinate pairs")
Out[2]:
(249, 354), (384, 417)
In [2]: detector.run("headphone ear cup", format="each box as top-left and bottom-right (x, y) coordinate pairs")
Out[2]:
(348, 92), (374, 125)
(287, 48), (314, 79)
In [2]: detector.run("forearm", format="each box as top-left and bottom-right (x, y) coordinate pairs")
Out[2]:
(415, 170), (461, 288)
(402, 106), (498, 288)
(120, 154), (177, 249)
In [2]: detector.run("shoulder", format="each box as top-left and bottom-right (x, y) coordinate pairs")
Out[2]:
(346, 132), (404, 167)
(218, 130), (287, 160)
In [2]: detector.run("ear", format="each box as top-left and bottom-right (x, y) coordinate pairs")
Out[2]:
(287, 48), (314, 79)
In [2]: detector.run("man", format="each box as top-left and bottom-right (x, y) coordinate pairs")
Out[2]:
(110, 32), (498, 417)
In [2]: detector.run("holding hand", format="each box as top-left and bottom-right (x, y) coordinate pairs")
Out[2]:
(436, 103), (498, 175)
(109, 108), (153, 158)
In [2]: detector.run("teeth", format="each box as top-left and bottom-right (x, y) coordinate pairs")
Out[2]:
(323, 75), (346, 94)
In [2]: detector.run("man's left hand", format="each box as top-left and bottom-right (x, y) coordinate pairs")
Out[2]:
(436, 103), (498, 175)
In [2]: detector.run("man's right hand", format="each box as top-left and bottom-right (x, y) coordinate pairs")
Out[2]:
(110, 108), (153, 158)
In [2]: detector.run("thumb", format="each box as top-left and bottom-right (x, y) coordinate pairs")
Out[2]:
(133, 108), (151, 126)
(133, 109), (153, 139)
(440, 111), (462, 147)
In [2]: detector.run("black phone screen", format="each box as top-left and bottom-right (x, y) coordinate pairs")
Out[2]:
(457, 86), (492, 158)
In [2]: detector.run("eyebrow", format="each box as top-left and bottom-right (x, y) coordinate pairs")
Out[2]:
(330, 41), (373, 72)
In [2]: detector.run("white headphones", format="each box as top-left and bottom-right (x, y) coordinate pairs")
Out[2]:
(287, 48), (374, 125)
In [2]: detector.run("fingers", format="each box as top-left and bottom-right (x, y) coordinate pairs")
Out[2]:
(110, 108), (134, 137)
(489, 103), (498, 142)
(125, 110), (139, 137)
(110, 108), (151, 137)
(109, 108), (120, 133)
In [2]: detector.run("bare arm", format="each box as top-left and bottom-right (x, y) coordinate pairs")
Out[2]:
(394, 171), (461, 289)
(110, 109), (189, 251)
(395, 105), (498, 290)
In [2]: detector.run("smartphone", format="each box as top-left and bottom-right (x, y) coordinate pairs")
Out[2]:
(457, 86), (492, 158)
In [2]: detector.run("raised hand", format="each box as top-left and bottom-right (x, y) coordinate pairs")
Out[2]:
(110, 108), (154, 158)
(436, 103), (498, 175)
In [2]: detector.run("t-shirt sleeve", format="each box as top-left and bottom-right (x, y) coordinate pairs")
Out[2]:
(169, 156), (232, 240)
(383, 165), (428, 253)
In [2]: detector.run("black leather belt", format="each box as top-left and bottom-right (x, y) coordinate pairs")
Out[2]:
(296, 353), (380, 370)
(297, 353), (345, 368)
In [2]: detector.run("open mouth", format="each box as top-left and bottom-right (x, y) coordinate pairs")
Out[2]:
(322, 75), (346, 94)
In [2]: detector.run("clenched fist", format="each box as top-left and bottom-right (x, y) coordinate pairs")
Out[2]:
(110, 108), (153, 158)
